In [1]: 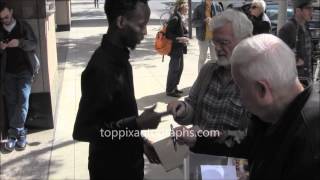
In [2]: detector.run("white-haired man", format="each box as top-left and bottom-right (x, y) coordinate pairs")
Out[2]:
(168, 9), (252, 150)
(249, 0), (271, 35)
(176, 34), (320, 179)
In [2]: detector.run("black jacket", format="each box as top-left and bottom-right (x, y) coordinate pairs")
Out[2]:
(278, 18), (313, 78)
(0, 19), (40, 80)
(73, 34), (143, 161)
(191, 81), (320, 180)
(251, 13), (271, 35)
(166, 11), (188, 57)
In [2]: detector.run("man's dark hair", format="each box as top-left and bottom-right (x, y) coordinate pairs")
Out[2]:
(104, 0), (148, 24)
(298, 2), (312, 9)
(0, 2), (11, 12)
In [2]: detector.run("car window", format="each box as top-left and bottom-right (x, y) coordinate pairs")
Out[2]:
(266, 4), (293, 21)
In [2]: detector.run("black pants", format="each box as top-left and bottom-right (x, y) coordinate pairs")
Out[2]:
(166, 53), (184, 93)
(88, 144), (144, 180)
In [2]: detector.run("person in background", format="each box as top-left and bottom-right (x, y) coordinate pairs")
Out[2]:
(192, 0), (222, 73)
(165, 0), (189, 97)
(0, 2), (40, 152)
(249, 0), (271, 35)
(278, 0), (313, 79)
(73, 0), (161, 179)
(167, 8), (253, 147)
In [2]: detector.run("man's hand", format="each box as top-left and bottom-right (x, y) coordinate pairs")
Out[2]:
(0, 41), (7, 50)
(167, 101), (187, 119)
(174, 126), (197, 148)
(143, 138), (161, 164)
(7, 39), (19, 48)
(136, 104), (161, 130)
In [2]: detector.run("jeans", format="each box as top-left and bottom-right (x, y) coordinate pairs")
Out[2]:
(4, 70), (32, 130)
(198, 40), (217, 73)
(166, 53), (184, 93)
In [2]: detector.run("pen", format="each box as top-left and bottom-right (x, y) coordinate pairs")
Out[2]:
(170, 124), (177, 152)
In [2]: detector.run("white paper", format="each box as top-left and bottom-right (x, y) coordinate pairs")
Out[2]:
(201, 165), (237, 180)
(152, 137), (189, 172)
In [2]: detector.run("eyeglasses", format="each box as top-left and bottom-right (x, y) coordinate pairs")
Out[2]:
(250, 6), (258, 9)
(211, 39), (232, 47)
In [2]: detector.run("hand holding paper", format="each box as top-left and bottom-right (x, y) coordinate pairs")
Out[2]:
(174, 126), (197, 148)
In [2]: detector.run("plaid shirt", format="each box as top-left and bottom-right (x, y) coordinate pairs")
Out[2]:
(184, 65), (250, 131)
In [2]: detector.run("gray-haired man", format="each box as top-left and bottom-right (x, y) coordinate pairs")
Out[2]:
(168, 9), (253, 148)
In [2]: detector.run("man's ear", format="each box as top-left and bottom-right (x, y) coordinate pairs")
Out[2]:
(256, 80), (273, 104)
(116, 16), (127, 29)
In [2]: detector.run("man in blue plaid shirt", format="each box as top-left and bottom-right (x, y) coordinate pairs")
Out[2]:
(167, 9), (253, 147)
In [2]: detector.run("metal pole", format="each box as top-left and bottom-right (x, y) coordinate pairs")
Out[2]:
(188, 0), (192, 38)
(277, 0), (288, 34)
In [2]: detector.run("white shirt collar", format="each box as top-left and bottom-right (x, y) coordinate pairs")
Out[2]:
(3, 19), (16, 33)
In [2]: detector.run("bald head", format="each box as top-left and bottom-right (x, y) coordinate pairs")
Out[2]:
(231, 34), (297, 91)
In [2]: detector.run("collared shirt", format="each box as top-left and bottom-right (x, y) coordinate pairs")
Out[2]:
(186, 65), (250, 131)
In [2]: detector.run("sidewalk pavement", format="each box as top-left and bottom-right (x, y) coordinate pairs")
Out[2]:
(0, 1), (204, 179)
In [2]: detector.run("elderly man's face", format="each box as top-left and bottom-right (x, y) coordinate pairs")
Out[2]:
(232, 65), (262, 117)
(232, 64), (275, 122)
(213, 23), (239, 66)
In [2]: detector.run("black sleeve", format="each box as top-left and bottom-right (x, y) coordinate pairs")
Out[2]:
(190, 133), (251, 159)
(190, 118), (261, 159)
(19, 21), (37, 52)
(259, 21), (271, 34)
(278, 22), (296, 49)
(73, 65), (138, 142)
(166, 16), (180, 43)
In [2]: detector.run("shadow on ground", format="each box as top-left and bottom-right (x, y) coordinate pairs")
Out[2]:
(0, 140), (77, 179)
(136, 87), (191, 111)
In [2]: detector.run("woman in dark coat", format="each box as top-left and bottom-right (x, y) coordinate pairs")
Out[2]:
(166, 0), (189, 97)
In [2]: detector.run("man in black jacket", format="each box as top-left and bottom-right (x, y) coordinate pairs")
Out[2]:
(278, 0), (313, 79)
(175, 34), (320, 179)
(73, 0), (162, 179)
(0, 2), (39, 152)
